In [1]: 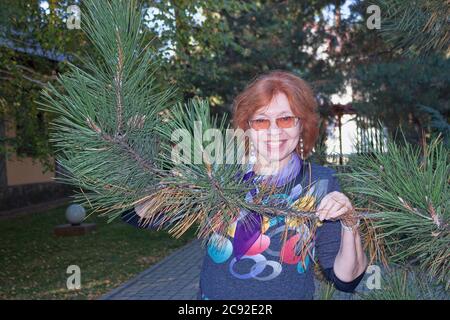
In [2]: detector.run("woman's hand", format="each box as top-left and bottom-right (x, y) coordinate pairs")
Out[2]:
(134, 201), (148, 218)
(317, 191), (368, 283)
(316, 191), (358, 227)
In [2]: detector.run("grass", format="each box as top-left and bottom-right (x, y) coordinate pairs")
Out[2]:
(0, 205), (197, 300)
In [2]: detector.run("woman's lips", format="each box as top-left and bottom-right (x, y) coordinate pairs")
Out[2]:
(265, 140), (287, 151)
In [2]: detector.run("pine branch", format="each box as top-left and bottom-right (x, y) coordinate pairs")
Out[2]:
(38, 0), (176, 219)
(339, 134), (449, 287)
(85, 115), (159, 174)
(373, 0), (450, 57)
(114, 30), (125, 138)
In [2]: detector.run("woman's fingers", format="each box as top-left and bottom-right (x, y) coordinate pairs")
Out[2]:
(322, 199), (345, 220)
(315, 195), (328, 220)
(316, 192), (351, 221)
(327, 201), (345, 219)
(329, 195), (352, 220)
(329, 205), (348, 220)
(317, 195), (336, 220)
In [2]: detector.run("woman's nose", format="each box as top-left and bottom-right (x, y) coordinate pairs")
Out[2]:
(267, 126), (281, 138)
(268, 119), (281, 131)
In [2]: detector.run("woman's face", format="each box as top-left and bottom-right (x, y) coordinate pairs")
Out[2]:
(248, 92), (301, 166)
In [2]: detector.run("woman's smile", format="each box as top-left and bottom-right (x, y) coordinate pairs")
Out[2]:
(265, 139), (288, 152)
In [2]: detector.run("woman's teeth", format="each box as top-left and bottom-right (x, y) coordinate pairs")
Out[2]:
(266, 140), (286, 148)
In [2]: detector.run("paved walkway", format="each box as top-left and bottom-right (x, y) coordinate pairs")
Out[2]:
(100, 239), (204, 300)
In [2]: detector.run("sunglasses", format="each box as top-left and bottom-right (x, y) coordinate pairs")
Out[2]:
(248, 116), (300, 131)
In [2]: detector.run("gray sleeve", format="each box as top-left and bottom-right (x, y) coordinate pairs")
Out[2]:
(314, 172), (342, 269)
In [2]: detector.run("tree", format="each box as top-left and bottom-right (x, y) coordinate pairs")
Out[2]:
(351, 54), (450, 145)
(337, 0), (449, 146)
(0, 0), (87, 169)
(143, 0), (347, 114)
(373, 0), (450, 58)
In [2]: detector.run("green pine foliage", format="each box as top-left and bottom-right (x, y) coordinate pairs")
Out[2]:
(39, 0), (177, 220)
(339, 135), (449, 288)
(373, 0), (450, 57)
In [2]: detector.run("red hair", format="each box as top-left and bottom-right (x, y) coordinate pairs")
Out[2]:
(232, 70), (320, 158)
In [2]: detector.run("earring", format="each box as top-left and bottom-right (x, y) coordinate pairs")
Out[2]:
(299, 137), (304, 160)
(249, 142), (257, 164)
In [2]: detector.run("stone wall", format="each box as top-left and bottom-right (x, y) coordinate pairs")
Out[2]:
(0, 181), (74, 212)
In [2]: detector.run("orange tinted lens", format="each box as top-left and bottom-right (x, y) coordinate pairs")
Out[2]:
(276, 116), (296, 128)
(250, 119), (271, 130)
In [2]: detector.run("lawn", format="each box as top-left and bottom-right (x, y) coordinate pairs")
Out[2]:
(0, 205), (197, 299)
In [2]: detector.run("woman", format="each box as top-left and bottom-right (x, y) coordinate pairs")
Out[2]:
(122, 70), (368, 300)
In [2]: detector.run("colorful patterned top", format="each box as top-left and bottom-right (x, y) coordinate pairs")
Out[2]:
(197, 153), (344, 300)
